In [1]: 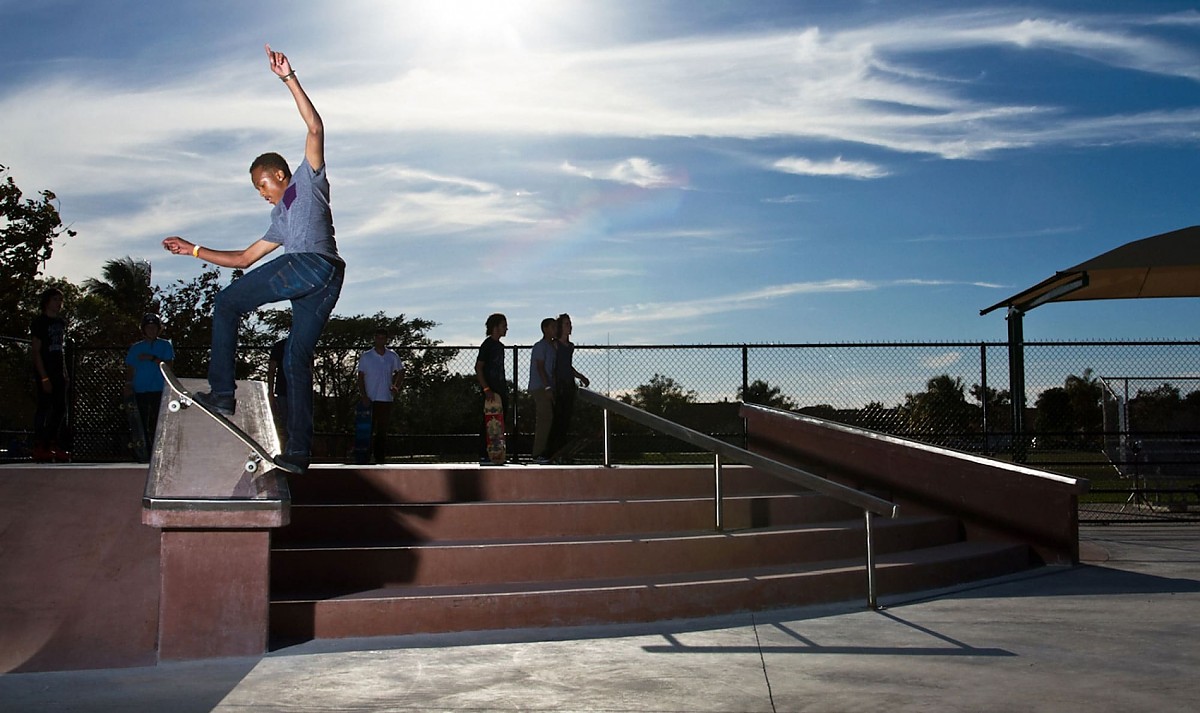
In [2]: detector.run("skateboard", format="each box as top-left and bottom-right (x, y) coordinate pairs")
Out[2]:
(123, 394), (149, 462)
(159, 362), (298, 474)
(353, 400), (372, 464)
(483, 391), (506, 465)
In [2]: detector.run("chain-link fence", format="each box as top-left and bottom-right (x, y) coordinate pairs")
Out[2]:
(5, 338), (1199, 522)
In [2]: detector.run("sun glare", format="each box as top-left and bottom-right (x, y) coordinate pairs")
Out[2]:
(408, 0), (549, 50)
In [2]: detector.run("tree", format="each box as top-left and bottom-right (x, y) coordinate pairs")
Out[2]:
(153, 264), (234, 376)
(0, 165), (76, 337)
(902, 374), (973, 436)
(739, 379), (797, 410)
(621, 373), (697, 418)
(84, 256), (153, 313)
(72, 257), (154, 346)
(1129, 382), (1182, 432)
(1064, 368), (1103, 437)
(1033, 387), (1073, 447)
(970, 383), (1012, 433)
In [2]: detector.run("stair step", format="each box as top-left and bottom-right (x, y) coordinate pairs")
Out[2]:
(287, 464), (805, 505)
(274, 493), (864, 546)
(269, 541), (1032, 641)
(271, 515), (961, 596)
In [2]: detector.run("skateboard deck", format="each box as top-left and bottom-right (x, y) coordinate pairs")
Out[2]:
(159, 362), (299, 474)
(483, 391), (506, 465)
(123, 394), (149, 462)
(353, 401), (372, 464)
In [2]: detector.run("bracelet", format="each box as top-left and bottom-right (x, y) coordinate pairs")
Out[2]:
(192, 244), (200, 258)
(41, 377), (50, 383)
(280, 70), (296, 82)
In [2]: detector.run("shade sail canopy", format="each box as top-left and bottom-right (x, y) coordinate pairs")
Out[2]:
(980, 225), (1200, 316)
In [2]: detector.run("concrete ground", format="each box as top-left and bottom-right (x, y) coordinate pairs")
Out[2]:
(2, 524), (1197, 713)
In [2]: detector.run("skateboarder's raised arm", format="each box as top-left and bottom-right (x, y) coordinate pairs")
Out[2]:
(266, 44), (324, 172)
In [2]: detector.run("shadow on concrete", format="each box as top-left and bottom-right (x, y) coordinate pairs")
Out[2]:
(0, 656), (261, 713)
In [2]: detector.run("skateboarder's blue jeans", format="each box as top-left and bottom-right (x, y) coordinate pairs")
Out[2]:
(209, 252), (344, 457)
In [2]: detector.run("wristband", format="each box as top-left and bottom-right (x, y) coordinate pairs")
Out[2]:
(192, 244), (200, 258)
(280, 71), (296, 82)
(41, 377), (50, 383)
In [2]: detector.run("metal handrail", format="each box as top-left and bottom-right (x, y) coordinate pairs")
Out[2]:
(577, 388), (898, 609)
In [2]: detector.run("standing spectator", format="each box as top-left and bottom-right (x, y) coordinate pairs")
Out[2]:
(357, 328), (405, 464)
(548, 313), (590, 461)
(123, 313), (175, 456)
(475, 313), (509, 464)
(30, 288), (69, 462)
(529, 317), (558, 464)
(267, 336), (289, 446)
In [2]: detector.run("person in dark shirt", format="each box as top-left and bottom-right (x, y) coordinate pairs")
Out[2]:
(548, 313), (590, 461)
(30, 288), (69, 462)
(475, 313), (508, 463)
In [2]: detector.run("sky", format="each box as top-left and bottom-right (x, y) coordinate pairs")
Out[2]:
(2, 0), (1199, 347)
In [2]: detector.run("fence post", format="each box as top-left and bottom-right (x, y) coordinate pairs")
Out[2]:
(602, 408), (612, 467)
(510, 345), (520, 459)
(980, 343), (990, 455)
(713, 452), (723, 531)
(865, 510), (879, 610)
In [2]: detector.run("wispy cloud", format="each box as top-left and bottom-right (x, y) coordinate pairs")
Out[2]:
(772, 155), (889, 179)
(587, 277), (997, 327)
(561, 157), (683, 188)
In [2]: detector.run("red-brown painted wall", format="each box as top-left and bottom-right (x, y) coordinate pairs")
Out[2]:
(0, 466), (161, 672)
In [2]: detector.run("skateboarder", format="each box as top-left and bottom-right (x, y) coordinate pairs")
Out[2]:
(124, 313), (174, 455)
(162, 44), (344, 474)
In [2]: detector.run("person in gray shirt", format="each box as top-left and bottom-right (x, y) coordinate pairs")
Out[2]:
(162, 44), (344, 474)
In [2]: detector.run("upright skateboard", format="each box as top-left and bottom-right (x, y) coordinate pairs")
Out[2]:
(159, 363), (300, 474)
(123, 394), (149, 462)
(483, 391), (506, 465)
(353, 400), (372, 464)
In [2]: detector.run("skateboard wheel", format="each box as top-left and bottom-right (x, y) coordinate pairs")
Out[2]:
(168, 399), (181, 413)
(245, 460), (258, 473)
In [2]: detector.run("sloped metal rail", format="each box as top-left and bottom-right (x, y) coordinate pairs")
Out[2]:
(577, 388), (899, 609)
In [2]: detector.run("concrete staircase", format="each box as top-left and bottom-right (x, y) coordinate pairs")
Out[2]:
(269, 464), (1033, 643)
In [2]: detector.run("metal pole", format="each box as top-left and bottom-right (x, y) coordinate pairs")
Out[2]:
(865, 510), (879, 610)
(979, 343), (990, 455)
(602, 408), (612, 467)
(1007, 307), (1027, 463)
(511, 345), (520, 460)
(714, 452), (723, 531)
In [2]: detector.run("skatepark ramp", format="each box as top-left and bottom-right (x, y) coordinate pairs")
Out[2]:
(0, 388), (1086, 671)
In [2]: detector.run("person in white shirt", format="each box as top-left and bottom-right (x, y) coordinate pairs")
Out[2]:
(357, 328), (405, 463)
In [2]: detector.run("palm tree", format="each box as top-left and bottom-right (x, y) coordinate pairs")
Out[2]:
(82, 256), (152, 315)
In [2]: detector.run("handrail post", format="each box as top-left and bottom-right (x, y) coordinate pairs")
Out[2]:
(602, 408), (612, 467)
(865, 510), (879, 610)
(713, 452), (723, 531)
